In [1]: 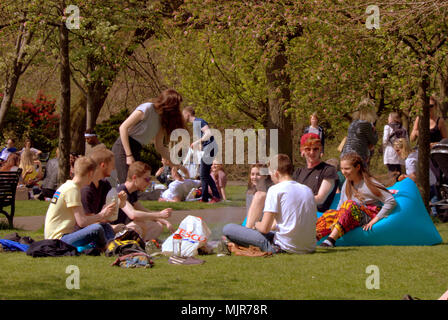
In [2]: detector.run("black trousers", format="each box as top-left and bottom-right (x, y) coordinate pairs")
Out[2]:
(200, 144), (220, 202)
(112, 136), (143, 184)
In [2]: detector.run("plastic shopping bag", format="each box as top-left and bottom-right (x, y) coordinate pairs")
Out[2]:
(162, 215), (211, 257)
(182, 148), (203, 179)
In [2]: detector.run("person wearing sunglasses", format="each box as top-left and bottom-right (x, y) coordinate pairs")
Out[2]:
(410, 95), (448, 148)
(111, 161), (175, 242)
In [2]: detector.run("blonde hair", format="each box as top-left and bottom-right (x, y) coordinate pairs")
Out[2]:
(19, 149), (34, 169)
(393, 138), (412, 160)
(89, 147), (114, 165)
(388, 112), (402, 125)
(74, 156), (97, 177)
(127, 161), (151, 181)
(352, 98), (377, 123)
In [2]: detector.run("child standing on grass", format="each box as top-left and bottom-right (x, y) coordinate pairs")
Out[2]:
(222, 154), (317, 254)
(44, 157), (121, 250)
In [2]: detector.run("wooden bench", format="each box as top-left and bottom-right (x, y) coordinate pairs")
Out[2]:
(0, 169), (23, 228)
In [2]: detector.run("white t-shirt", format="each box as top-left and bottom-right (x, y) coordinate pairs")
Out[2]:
(383, 124), (405, 165)
(263, 180), (317, 254)
(161, 179), (201, 201)
(406, 150), (436, 186)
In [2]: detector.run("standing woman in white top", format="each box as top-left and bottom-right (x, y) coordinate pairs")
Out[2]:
(112, 89), (185, 183)
(383, 112), (406, 174)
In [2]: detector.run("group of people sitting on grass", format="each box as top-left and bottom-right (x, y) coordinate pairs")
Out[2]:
(223, 133), (397, 254)
(44, 146), (176, 250)
(38, 91), (446, 256)
(41, 130), (397, 257)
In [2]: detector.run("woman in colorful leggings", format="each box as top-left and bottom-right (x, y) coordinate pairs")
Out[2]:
(317, 152), (396, 247)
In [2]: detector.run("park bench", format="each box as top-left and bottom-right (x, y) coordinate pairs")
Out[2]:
(0, 168), (23, 229)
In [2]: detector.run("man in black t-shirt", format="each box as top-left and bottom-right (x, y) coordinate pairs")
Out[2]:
(80, 147), (127, 238)
(111, 161), (175, 242)
(293, 133), (338, 212)
(243, 133), (338, 228)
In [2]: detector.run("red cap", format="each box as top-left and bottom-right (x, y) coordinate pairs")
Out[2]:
(173, 234), (182, 240)
(300, 133), (321, 147)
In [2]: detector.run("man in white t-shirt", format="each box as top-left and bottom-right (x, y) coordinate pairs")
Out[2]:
(222, 154), (317, 254)
(159, 167), (201, 202)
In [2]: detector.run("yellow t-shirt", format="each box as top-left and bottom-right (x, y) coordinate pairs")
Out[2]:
(21, 164), (38, 184)
(44, 180), (82, 240)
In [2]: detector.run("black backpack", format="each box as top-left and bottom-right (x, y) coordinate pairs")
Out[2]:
(388, 123), (407, 144)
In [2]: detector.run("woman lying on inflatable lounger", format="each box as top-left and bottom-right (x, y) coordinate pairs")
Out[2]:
(317, 152), (396, 247)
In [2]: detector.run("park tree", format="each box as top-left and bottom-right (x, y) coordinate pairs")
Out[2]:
(0, 0), (52, 130)
(292, 0), (448, 209)
(153, 0), (312, 161)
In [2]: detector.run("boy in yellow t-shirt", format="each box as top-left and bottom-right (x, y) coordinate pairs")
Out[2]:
(44, 156), (123, 249)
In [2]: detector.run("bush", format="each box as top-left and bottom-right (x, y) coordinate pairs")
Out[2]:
(0, 91), (59, 152)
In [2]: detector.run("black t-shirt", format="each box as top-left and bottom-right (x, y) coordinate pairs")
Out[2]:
(292, 162), (339, 212)
(112, 184), (139, 225)
(81, 179), (112, 215)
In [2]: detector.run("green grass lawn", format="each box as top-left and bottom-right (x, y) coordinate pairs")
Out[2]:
(1, 185), (448, 300)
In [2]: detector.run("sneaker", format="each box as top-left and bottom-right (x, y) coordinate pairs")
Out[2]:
(319, 239), (335, 248)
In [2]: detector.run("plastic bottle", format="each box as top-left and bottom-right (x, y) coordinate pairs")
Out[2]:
(105, 187), (119, 222)
(173, 234), (182, 257)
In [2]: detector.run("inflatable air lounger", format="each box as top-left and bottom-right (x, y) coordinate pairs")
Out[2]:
(317, 178), (442, 246)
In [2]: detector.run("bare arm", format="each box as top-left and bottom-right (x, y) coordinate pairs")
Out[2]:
(314, 179), (335, 206)
(254, 211), (276, 234)
(191, 125), (212, 148)
(154, 128), (171, 164)
(410, 117), (419, 143)
(122, 200), (172, 221)
(220, 187), (227, 201)
(179, 165), (190, 178)
(73, 203), (116, 228)
(119, 110), (145, 163)
(245, 191), (266, 229)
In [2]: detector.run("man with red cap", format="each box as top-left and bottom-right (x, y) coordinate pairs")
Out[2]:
(243, 133), (338, 230)
(293, 133), (339, 212)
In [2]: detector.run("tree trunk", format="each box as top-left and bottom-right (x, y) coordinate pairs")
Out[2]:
(417, 72), (430, 213)
(70, 95), (87, 155)
(0, 73), (20, 129)
(58, 0), (71, 184)
(265, 45), (293, 160)
(0, 24), (29, 129)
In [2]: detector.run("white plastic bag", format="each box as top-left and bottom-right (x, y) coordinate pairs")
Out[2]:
(162, 215), (211, 257)
(182, 148), (203, 179)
